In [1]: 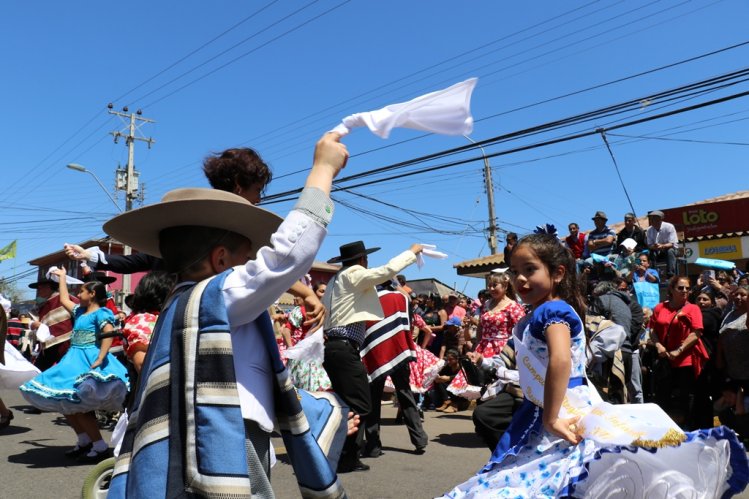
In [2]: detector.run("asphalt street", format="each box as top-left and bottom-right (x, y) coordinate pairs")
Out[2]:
(3, 387), (749, 498)
(0, 389), (488, 498)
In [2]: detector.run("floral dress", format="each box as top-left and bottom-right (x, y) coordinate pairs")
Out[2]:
(443, 300), (749, 498)
(122, 312), (159, 362)
(476, 300), (525, 359)
(20, 306), (129, 414)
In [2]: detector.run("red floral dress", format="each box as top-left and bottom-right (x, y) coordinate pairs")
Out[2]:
(123, 312), (159, 362)
(476, 300), (525, 359)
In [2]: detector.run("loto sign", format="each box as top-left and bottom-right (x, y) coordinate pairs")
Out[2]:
(661, 197), (749, 238)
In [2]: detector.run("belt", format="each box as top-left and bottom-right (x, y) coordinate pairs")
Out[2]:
(325, 335), (361, 350)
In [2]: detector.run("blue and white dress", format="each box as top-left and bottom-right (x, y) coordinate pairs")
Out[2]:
(444, 300), (749, 498)
(20, 306), (129, 414)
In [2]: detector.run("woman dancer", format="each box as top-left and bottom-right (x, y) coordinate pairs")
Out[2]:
(20, 267), (129, 461)
(444, 233), (748, 498)
(475, 273), (525, 359)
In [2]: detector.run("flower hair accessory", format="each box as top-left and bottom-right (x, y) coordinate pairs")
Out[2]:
(533, 224), (558, 236)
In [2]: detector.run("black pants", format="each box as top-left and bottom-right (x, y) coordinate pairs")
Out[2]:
(365, 362), (428, 455)
(34, 344), (65, 372)
(323, 338), (372, 467)
(472, 392), (522, 451)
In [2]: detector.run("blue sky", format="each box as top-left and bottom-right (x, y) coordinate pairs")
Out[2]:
(2, 0), (749, 300)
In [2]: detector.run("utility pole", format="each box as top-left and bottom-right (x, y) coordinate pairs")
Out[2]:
(108, 104), (155, 297)
(464, 136), (498, 255)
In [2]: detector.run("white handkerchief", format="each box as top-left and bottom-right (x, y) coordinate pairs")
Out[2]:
(46, 266), (85, 285)
(416, 244), (448, 269)
(332, 78), (477, 138)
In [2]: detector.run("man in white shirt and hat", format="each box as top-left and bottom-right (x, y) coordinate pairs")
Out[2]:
(322, 240), (423, 473)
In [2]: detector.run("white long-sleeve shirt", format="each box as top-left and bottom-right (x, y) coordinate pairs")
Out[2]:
(182, 187), (333, 432)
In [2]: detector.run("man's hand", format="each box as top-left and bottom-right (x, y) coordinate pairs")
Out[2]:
(313, 132), (349, 177)
(303, 293), (326, 333)
(409, 244), (424, 255)
(64, 243), (92, 262)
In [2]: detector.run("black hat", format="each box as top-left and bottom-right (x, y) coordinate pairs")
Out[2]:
(591, 211), (608, 221)
(327, 241), (380, 264)
(83, 272), (117, 285)
(29, 278), (59, 290)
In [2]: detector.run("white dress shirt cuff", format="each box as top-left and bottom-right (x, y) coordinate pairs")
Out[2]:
(293, 187), (334, 228)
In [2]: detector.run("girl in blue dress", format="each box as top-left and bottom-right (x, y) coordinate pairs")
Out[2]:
(20, 267), (129, 462)
(444, 233), (748, 498)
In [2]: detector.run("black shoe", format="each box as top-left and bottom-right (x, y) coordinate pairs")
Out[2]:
(418, 408), (424, 421)
(78, 447), (113, 463)
(0, 410), (13, 430)
(414, 446), (426, 455)
(64, 443), (93, 458)
(362, 449), (385, 458)
(337, 460), (370, 473)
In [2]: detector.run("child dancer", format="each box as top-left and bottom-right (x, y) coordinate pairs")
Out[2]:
(20, 267), (129, 461)
(444, 233), (748, 498)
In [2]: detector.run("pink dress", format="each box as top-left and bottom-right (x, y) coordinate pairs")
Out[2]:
(476, 301), (525, 359)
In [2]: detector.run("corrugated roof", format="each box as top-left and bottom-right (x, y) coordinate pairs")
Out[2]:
(453, 253), (505, 269)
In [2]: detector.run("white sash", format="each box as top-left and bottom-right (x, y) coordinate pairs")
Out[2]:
(515, 330), (685, 448)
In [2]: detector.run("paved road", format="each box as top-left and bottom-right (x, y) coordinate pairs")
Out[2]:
(3, 387), (749, 498)
(0, 389), (488, 498)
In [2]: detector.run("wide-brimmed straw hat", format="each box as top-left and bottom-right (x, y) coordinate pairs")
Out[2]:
(327, 241), (380, 264)
(103, 188), (283, 259)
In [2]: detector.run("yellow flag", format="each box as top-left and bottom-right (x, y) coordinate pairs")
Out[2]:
(0, 240), (17, 261)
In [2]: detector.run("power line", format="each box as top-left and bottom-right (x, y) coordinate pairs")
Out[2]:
(116, 1), (281, 106)
(140, 1), (351, 110)
(263, 84), (749, 205)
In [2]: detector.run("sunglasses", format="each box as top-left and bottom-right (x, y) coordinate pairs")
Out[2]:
(675, 286), (689, 291)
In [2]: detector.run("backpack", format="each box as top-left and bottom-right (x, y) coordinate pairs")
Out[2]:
(585, 314), (627, 404)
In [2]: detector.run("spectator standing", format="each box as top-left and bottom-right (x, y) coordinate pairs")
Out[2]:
(445, 294), (467, 321)
(475, 273), (525, 359)
(717, 286), (749, 390)
(564, 223), (586, 260)
(650, 276), (710, 429)
(616, 212), (646, 253)
(646, 210), (679, 278)
(503, 232), (518, 266)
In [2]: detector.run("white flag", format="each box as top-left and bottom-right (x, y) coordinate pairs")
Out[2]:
(332, 78), (478, 138)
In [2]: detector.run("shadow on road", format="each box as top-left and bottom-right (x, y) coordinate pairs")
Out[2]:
(433, 432), (485, 449)
(0, 425), (31, 436)
(7, 440), (91, 468)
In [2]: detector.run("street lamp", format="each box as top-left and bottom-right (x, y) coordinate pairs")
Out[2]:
(66, 163), (122, 212)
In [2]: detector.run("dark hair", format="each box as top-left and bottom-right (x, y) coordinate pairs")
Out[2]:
(514, 233), (586, 320)
(692, 289), (716, 306)
(83, 281), (109, 307)
(568, 223), (579, 230)
(313, 282), (327, 293)
(159, 226), (250, 275)
(203, 148), (272, 195)
(506, 232), (518, 243)
(9, 308), (19, 318)
(445, 348), (461, 360)
(131, 271), (176, 313)
(611, 276), (627, 289)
